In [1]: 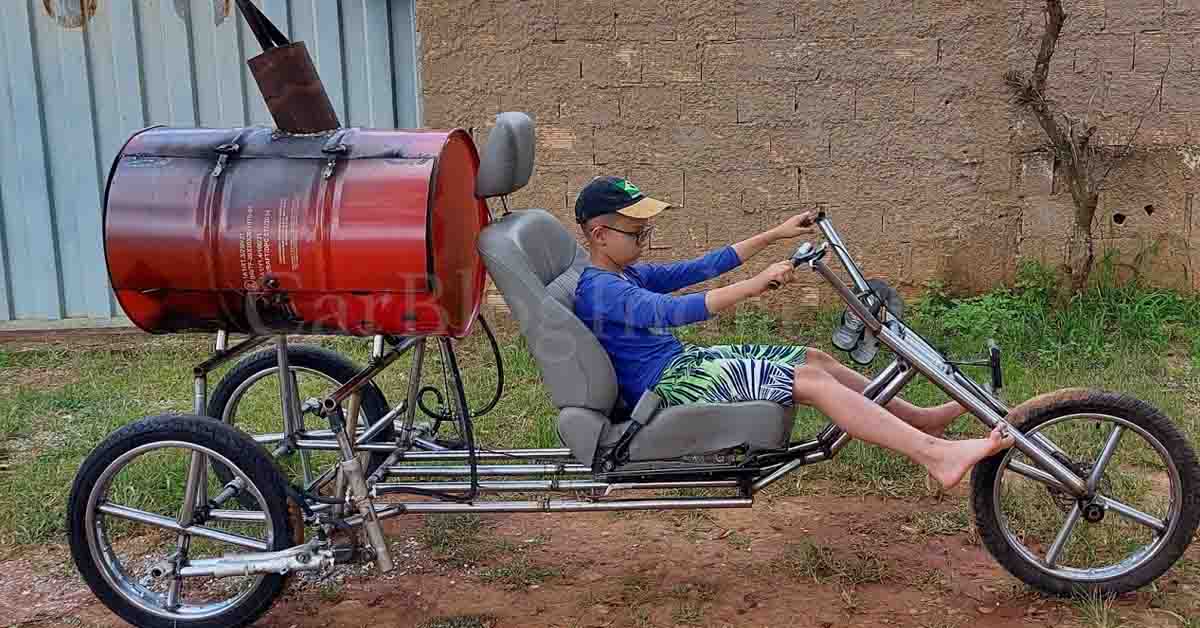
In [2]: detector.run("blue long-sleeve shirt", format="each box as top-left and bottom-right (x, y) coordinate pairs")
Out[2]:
(574, 246), (743, 407)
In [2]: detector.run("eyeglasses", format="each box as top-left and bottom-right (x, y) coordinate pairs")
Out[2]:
(600, 224), (654, 245)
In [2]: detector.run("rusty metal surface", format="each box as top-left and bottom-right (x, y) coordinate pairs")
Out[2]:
(41, 0), (97, 28)
(248, 42), (341, 134)
(104, 126), (489, 337)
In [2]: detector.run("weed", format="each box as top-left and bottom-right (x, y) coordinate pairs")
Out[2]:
(418, 616), (496, 628)
(618, 574), (656, 605)
(630, 605), (653, 628)
(838, 585), (860, 614)
(905, 506), (972, 537)
(782, 539), (840, 583)
(906, 567), (950, 592)
(317, 580), (344, 603)
(477, 556), (560, 590)
(1074, 591), (1124, 628)
(671, 600), (704, 625)
(920, 618), (964, 628)
(725, 531), (752, 551)
(840, 548), (891, 586)
(419, 514), (501, 567)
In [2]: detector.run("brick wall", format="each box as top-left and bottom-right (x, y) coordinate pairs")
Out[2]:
(418, 0), (1200, 309)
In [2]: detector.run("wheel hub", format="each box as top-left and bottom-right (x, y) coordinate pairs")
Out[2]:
(1082, 501), (1106, 523)
(1046, 455), (1110, 514)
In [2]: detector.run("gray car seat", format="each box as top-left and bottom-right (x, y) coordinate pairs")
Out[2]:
(475, 113), (795, 467)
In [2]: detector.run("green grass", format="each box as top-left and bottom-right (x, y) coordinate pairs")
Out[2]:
(0, 259), (1198, 565)
(419, 513), (511, 568)
(477, 555), (561, 590)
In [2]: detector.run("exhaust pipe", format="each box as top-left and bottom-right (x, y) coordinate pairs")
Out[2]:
(235, 0), (340, 133)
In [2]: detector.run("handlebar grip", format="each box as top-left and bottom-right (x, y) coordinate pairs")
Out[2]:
(766, 280), (781, 290)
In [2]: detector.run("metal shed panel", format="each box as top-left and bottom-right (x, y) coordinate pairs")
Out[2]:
(0, 0), (422, 326)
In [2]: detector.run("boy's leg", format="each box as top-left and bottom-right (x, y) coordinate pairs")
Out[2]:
(803, 348), (964, 435)
(791, 364), (1012, 489)
(710, 345), (964, 436)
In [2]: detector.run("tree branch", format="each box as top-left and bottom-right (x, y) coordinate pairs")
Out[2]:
(1031, 0), (1066, 95)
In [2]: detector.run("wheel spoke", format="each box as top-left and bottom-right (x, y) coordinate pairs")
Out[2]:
(166, 576), (182, 610)
(1096, 495), (1167, 533)
(1088, 425), (1124, 491)
(1006, 460), (1067, 491)
(1045, 503), (1081, 567)
(171, 450), (207, 600)
(177, 451), (207, 525)
(99, 502), (269, 551)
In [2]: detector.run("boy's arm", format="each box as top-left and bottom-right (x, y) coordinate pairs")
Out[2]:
(632, 246), (741, 294)
(732, 211), (817, 263)
(590, 273), (714, 328)
(705, 261), (796, 314)
(585, 263), (798, 328)
(636, 211), (817, 294)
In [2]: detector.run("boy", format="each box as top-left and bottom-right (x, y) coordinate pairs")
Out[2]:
(572, 177), (1013, 489)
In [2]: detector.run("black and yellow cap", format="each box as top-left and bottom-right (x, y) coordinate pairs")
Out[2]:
(574, 176), (670, 224)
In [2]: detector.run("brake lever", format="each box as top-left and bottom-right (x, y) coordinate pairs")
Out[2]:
(766, 242), (827, 290)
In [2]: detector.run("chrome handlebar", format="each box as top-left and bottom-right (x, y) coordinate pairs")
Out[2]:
(814, 211), (870, 294)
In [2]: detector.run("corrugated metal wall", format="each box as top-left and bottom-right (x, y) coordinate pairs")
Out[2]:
(0, 0), (422, 324)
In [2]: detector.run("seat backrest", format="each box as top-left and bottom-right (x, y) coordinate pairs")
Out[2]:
(475, 112), (535, 198)
(478, 210), (618, 413)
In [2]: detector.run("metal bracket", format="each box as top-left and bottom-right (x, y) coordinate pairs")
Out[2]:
(321, 131), (350, 180)
(211, 143), (241, 178)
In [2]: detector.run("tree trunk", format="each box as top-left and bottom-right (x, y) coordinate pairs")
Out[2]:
(1067, 202), (1097, 293)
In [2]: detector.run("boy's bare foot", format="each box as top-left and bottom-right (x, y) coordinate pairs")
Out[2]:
(927, 426), (1015, 490)
(915, 401), (966, 437)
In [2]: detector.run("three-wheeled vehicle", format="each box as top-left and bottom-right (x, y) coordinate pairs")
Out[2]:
(71, 112), (1199, 628)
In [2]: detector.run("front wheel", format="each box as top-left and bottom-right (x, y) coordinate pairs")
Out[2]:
(971, 390), (1200, 596)
(67, 415), (294, 628)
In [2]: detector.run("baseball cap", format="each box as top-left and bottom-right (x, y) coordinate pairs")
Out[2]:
(574, 176), (671, 224)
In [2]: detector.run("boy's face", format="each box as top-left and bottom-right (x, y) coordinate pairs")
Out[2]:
(589, 214), (652, 265)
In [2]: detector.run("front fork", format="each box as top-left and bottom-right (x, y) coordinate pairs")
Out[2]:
(807, 255), (1090, 499)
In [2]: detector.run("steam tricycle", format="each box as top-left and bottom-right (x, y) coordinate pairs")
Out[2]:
(70, 109), (1199, 627)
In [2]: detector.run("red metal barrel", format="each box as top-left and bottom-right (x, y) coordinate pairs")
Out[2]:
(104, 126), (489, 337)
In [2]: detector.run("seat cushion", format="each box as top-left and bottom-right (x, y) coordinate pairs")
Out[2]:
(625, 401), (793, 461)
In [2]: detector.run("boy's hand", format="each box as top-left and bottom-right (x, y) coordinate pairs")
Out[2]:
(756, 261), (796, 292)
(769, 211), (818, 241)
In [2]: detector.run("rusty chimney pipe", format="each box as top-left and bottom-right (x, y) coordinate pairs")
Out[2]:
(234, 0), (340, 134)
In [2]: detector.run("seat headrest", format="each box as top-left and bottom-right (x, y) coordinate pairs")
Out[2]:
(475, 112), (535, 198)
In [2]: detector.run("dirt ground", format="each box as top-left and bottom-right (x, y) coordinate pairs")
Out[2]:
(4, 482), (1197, 628)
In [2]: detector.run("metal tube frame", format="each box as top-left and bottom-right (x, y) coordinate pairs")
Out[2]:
(808, 213), (1088, 498)
(166, 211), (1098, 580)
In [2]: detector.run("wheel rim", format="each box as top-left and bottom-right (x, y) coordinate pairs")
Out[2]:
(992, 412), (1182, 583)
(85, 441), (277, 621)
(220, 365), (373, 494)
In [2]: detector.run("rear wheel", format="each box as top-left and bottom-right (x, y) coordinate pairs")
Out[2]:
(67, 415), (293, 628)
(206, 345), (393, 505)
(971, 390), (1200, 596)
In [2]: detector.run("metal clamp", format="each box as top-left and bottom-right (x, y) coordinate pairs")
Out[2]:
(321, 131), (350, 180)
(211, 143), (241, 178)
